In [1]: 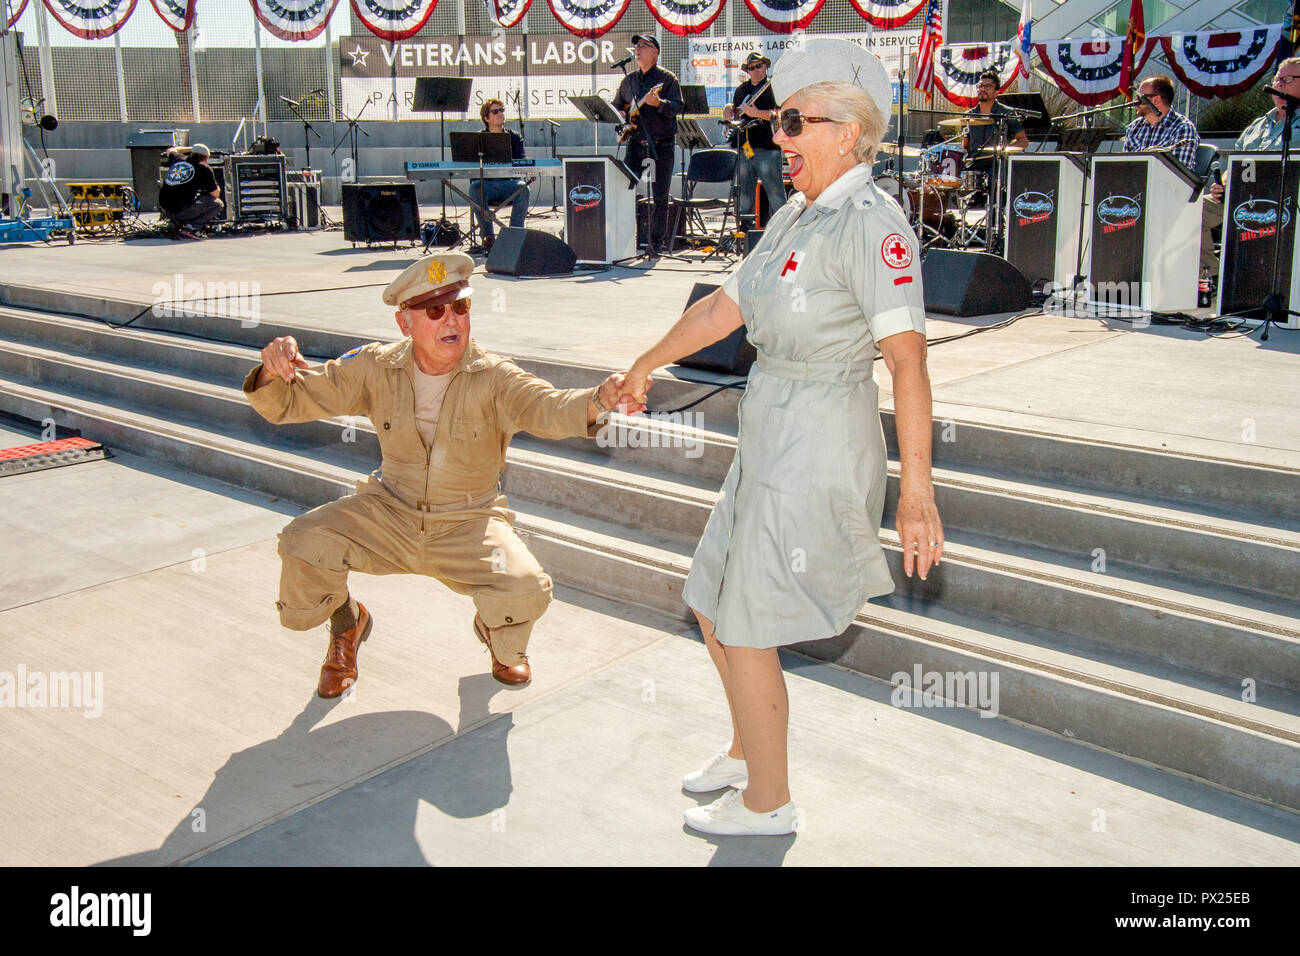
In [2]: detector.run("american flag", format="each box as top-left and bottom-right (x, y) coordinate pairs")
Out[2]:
(915, 0), (944, 101)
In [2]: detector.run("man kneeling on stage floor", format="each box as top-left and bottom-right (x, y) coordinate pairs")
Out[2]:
(243, 251), (624, 694)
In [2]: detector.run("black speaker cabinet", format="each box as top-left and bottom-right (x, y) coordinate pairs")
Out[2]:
(485, 227), (577, 276)
(342, 182), (420, 244)
(675, 282), (756, 376)
(921, 250), (1032, 316)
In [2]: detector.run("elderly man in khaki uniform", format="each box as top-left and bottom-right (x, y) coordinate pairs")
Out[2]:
(244, 252), (622, 694)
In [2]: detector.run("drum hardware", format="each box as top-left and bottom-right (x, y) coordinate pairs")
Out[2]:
(938, 116), (994, 130)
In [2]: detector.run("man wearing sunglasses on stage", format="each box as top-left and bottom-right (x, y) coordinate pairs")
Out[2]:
(243, 252), (625, 694)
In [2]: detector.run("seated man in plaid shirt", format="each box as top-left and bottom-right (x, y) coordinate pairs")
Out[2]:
(1123, 74), (1200, 170)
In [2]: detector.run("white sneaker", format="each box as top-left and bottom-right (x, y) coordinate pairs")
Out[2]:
(682, 750), (748, 793)
(683, 789), (801, 836)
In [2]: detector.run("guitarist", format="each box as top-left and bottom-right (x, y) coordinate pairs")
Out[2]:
(612, 34), (683, 257)
(723, 52), (784, 232)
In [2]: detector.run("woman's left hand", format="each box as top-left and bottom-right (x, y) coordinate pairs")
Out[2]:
(895, 490), (944, 581)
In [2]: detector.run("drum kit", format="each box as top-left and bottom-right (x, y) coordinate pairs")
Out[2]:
(874, 114), (1024, 253)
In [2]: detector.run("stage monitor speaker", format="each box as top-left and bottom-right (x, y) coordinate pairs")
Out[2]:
(744, 228), (764, 255)
(921, 250), (1032, 316)
(675, 282), (755, 376)
(485, 227), (577, 276)
(342, 182), (420, 243)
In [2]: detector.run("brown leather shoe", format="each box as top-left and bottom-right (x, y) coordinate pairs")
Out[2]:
(473, 614), (531, 686)
(317, 602), (373, 698)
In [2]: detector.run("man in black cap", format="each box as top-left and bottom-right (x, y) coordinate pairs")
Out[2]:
(724, 51), (784, 232)
(611, 33), (683, 257)
(159, 143), (224, 239)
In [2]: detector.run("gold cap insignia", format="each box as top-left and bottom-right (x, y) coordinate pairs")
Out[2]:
(426, 261), (447, 285)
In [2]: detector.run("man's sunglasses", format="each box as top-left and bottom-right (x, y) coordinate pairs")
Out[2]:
(488, 107), (505, 114)
(422, 298), (471, 320)
(771, 109), (837, 137)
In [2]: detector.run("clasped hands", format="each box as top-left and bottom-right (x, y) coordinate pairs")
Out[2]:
(598, 366), (652, 416)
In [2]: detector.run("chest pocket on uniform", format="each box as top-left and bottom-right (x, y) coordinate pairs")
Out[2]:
(448, 417), (496, 469)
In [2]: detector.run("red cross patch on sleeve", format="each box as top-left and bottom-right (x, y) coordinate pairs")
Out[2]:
(881, 233), (913, 269)
(779, 250), (803, 282)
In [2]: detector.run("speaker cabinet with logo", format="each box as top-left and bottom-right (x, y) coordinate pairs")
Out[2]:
(674, 282), (755, 376)
(342, 182), (420, 244)
(485, 227), (577, 276)
(922, 251), (1032, 316)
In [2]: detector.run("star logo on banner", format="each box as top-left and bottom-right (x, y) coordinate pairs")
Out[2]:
(349, 45), (370, 68)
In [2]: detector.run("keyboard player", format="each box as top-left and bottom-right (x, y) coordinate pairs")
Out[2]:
(470, 98), (531, 252)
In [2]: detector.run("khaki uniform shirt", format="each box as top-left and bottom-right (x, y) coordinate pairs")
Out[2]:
(243, 337), (596, 512)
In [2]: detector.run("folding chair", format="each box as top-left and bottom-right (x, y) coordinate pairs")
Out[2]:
(666, 148), (738, 252)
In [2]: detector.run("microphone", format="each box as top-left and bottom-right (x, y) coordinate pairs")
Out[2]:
(611, 52), (634, 71)
(1265, 85), (1300, 109)
(546, 120), (561, 129)
(279, 95), (300, 108)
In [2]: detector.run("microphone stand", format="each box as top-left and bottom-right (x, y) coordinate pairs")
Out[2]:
(1054, 98), (1133, 301)
(1256, 85), (1300, 339)
(282, 97), (320, 170)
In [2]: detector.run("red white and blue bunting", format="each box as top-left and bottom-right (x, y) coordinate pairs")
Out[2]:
(742, 0), (825, 34)
(1034, 36), (1154, 106)
(848, 0), (924, 29)
(349, 0), (437, 40)
(41, 0), (139, 38)
(6, 0), (29, 29)
(546, 0), (633, 38)
(488, 0), (531, 28)
(1161, 26), (1283, 100)
(249, 0), (340, 42)
(644, 0), (724, 36)
(149, 0), (195, 31)
(933, 42), (1019, 108)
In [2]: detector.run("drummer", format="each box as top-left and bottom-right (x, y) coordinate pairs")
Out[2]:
(960, 71), (1029, 182)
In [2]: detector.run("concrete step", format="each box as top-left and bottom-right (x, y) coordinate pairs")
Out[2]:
(5, 284), (1296, 527)
(0, 337), (1295, 698)
(3, 376), (1296, 809)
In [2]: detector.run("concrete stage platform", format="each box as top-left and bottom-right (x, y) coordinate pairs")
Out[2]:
(1, 221), (1298, 866)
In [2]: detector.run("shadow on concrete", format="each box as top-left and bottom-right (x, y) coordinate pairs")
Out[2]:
(780, 648), (1300, 844)
(95, 693), (462, 866)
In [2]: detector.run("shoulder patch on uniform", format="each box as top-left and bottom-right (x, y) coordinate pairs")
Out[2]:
(338, 345), (363, 360)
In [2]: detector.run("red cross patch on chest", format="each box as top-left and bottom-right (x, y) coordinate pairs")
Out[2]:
(779, 250), (803, 282)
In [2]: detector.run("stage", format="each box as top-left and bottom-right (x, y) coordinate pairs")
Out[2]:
(1, 218), (1299, 867)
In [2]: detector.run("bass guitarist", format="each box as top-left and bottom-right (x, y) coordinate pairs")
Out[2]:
(612, 34), (683, 258)
(723, 52), (785, 232)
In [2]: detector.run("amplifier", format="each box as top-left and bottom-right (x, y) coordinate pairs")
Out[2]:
(223, 154), (288, 223)
(287, 182), (320, 230)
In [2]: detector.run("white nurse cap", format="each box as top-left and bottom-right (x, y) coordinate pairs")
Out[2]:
(771, 37), (892, 116)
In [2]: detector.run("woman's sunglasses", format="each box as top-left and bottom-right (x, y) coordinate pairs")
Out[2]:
(422, 298), (471, 320)
(489, 107), (505, 115)
(771, 109), (837, 137)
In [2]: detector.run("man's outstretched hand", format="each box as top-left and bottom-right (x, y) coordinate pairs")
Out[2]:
(256, 335), (310, 388)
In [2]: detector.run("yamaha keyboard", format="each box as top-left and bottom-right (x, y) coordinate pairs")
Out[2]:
(405, 159), (563, 181)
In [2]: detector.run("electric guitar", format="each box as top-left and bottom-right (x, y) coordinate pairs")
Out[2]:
(616, 83), (665, 145)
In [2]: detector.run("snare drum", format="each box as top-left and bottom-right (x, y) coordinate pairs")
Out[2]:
(961, 170), (986, 192)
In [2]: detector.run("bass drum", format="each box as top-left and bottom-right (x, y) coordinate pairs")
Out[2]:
(874, 176), (946, 230)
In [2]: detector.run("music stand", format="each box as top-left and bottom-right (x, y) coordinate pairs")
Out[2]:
(675, 118), (712, 197)
(449, 132), (516, 250)
(681, 85), (710, 115)
(412, 76), (473, 225)
(568, 94), (622, 154)
(998, 92), (1052, 138)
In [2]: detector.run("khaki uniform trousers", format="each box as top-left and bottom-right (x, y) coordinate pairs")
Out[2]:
(275, 491), (550, 665)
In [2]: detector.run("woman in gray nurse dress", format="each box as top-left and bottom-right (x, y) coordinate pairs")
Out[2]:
(619, 38), (945, 837)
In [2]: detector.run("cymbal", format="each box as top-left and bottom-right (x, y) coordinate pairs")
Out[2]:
(979, 145), (1025, 154)
(939, 116), (993, 129)
(876, 143), (924, 158)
